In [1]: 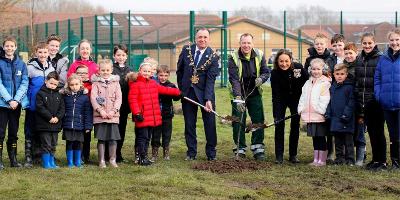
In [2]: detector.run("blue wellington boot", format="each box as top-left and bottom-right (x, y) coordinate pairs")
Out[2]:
(73, 150), (82, 168)
(49, 154), (59, 169)
(66, 150), (74, 168)
(41, 153), (51, 169)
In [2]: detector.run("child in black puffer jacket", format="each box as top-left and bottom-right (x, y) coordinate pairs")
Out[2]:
(35, 72), (65, 169)
(151, 65), (180, 161)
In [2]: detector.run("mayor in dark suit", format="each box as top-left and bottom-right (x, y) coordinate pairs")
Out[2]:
(176, 28), (220, 161)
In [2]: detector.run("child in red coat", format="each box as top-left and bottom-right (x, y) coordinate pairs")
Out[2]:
(128, 62), (181, 166)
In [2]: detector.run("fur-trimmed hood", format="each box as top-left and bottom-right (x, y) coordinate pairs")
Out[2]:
(91, 74), (120, 83)
(60, 87), (88, 95)
(126, 72), (138, 82)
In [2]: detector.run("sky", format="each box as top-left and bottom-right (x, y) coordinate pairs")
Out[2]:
(88, 0), (400, 13)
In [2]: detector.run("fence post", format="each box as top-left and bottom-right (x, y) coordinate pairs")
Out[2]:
(263, 29), (266, 57)
(119, 30), (123, 43)
(94, 15), (98, 62)
(298, 29), (302, 64)
(220, 15), (223, 87)
(157, 29), (160, 62)
(17, 29), (21, 53)
(68, 19), (71, 61)
(55, 21), (59, 35)
(25, 26), (29, 52)
(110, 12), (114, 59)
(128, 10), (132, 67)
(35, 24), (38, 40)
(80, 17), (84, 39)
(284, 10), (287, 49)
(45, 22), (48, 38)
(222, 11), (228, 87)
(340, 11), (344, 34)
(190, 11), (195, 43)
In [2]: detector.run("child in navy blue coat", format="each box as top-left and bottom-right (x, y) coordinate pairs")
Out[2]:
(326, 63), (355, 165)
(61, 74), (93, 167)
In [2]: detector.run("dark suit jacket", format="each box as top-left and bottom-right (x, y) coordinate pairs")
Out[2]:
(176, 44), (220, 105)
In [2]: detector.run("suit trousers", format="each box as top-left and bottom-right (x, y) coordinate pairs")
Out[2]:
(182, 88), (217, 159)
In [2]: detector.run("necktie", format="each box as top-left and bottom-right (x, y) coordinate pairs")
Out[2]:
(194, 50), (201, 67)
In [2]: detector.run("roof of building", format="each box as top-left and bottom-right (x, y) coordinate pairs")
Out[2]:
(7, 12), (312, 47)
(299, 22), (395, 44)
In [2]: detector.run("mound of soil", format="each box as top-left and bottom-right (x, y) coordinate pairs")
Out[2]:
(192, 159), (271, 174)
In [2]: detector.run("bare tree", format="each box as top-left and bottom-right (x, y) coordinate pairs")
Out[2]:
(0, 0), (26, 34)
(18, 0), (105, 13)
(232, 5), (339, 30)
(0, 0), (22, 12)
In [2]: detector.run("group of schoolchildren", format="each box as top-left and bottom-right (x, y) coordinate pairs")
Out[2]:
(298, 28), (400, 171)
(0, 34), (181, 170)
(1, 28), (400, 171)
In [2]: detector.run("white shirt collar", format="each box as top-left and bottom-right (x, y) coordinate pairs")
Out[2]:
(195, 46), (206, 55)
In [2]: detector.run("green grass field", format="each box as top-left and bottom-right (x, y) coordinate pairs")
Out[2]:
(1, 82), (400, 200)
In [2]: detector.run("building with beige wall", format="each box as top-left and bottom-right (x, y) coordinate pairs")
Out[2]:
(8, 13), (312, 70)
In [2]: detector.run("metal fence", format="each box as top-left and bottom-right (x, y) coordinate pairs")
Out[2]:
(0, 10), (398, 87)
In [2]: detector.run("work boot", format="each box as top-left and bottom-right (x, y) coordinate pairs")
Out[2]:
(24, 140), (33, 168)
(98, 143), (106, 168)
(254, 153), (266, 161)
(0, 143), (4, 170)
(109, 144), (118, 168)
(7, 143), (22, 168)
(355, 146), (366, 167)
(163, 146), (170, 160)
(150, 146), (159, 162)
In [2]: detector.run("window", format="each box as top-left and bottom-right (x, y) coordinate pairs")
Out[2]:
(127, 16), (150, 26)
(97, 15), (119, 26)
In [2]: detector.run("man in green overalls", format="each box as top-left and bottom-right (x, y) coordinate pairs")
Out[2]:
(228, 33), (270, 161)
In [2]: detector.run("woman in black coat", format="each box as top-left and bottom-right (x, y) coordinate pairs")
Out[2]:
(271, 49), (308, 164)
(354, 32), (386, 170)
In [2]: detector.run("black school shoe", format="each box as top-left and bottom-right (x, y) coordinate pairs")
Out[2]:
(368, 162), (388, 171)
(365, 161), (377, 170)
(139, 157), (152, 166)
(289, 156), (300, 164)
(184, 156), (196, 161)
(207, 157), (217, 161)
(275, 155), (283, 164)
(390, 160), (400, 171)
(334, 158), (346, 165)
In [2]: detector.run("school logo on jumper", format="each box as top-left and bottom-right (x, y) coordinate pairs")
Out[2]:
(16, 70), (22, 76)
(96, 97), (105, 105)
(293, 69), (301, 78)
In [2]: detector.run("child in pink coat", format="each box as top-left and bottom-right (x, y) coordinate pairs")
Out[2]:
(298, 58), (331, 166)
(90, 59), (122, 168)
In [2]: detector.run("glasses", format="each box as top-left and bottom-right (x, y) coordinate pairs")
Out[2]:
(76, 72), (88, 75)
